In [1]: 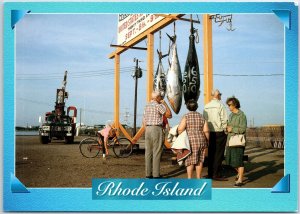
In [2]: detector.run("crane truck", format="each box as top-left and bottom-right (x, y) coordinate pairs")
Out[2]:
(39, 71), (77, 144)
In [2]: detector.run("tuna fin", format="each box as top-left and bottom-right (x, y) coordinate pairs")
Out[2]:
(168, 99), (175, 110)
(166, 33), (176, 43)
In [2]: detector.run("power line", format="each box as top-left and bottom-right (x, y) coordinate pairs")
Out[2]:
(17, 66), (283, 80)
(16, 68), (135, 80)
(18, 98), (114, 115)
(17, 69), (134, 78)
(17, 66), (134, 76)
(18, 98), (53, 106)
(81, 108), (113, 114)
(214, 61), (283, 65)
(212, 73), (283, 77)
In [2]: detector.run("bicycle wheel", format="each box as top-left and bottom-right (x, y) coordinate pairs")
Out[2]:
(113, 138), (133, 158)
(79, 137), (101, 158)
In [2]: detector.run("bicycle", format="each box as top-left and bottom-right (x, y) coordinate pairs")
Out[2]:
(79, 135), (133, 158)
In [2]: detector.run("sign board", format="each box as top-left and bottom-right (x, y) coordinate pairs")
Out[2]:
(117, 14), (165, 45)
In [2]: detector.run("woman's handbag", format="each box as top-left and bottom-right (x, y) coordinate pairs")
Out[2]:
(229, 134), (246, 147)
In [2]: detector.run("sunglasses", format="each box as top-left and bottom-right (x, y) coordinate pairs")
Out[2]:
(227, 103), (234, 107)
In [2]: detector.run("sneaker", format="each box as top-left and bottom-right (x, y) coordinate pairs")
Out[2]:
(234, 182), (243, 187)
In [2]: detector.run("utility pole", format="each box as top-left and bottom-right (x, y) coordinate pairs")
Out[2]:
(124, 108), (130, 126)
(79, 108), (82, 127)
(132, 58), (143, 136)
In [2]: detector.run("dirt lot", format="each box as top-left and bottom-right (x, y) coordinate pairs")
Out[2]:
(15, 136), (284, 188)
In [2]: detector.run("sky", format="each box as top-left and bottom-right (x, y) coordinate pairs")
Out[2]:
(15, 13), (284, 128)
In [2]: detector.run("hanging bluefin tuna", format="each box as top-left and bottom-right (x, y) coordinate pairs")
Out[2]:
(166, 34), (182, 114)
(153, 50), (167, 98)
(183, 18), (200, 103)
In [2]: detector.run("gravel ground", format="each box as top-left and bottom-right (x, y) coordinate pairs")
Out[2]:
(15, 136), (284, 188)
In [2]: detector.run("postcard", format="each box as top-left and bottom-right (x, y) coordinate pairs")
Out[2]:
(3, 1), (299, 212)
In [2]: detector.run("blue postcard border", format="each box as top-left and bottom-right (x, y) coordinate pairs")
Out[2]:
(3, 2), (299, 212)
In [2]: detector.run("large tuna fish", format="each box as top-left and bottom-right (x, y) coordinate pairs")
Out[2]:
(166, 34), (182, 114)
(153, 50), (167, 98)
(183, 20), (200, 103)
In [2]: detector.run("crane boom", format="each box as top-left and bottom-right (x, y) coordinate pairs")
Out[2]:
(62, 70), (67, 89)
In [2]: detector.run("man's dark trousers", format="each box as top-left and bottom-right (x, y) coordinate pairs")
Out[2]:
(208, 131), (227, 178)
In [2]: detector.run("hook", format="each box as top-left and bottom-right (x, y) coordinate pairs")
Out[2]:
(226, 22), (236, 31)
(196, 14), (201, 24)
(195, 29), (199, 44)
(189, 14), (199, 43)
(226, 15), (236, 31)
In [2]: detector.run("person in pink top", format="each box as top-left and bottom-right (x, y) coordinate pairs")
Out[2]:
(97, 122), (117, 158)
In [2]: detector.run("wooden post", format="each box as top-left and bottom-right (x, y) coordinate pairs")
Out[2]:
(114, 54), (120, 130)
(203, 14), (213, 158)
(147, 33), (154, 102)
(203, 14), (213, 105)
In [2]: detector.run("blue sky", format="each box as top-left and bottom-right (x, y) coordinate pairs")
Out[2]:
(16, 13), (284, 127)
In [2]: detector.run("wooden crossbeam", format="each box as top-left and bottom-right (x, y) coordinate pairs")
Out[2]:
(157, 14), (200, 24)
(109, 14), (184, 59)
(110, 44), (147, 50)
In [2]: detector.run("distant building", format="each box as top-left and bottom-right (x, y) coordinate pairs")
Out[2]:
(246, 125), (284, 149)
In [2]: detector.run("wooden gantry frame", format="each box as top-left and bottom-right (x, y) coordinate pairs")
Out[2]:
(108, 14), (213, 143)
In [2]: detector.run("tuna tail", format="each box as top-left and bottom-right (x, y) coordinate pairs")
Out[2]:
(166, 33), (176, 43)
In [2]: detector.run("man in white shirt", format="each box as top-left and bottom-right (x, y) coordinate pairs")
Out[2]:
(203, 89), (228, 181)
